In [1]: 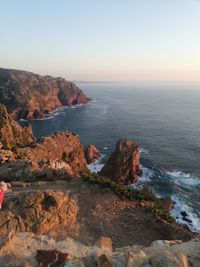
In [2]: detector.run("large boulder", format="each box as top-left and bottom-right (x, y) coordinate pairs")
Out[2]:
(0, 67), (90, 120)
(0, 190), (78, 235)
(85, 144), (101, 164)
(100, 139), (142, 184)
(0, 104), (35, 149)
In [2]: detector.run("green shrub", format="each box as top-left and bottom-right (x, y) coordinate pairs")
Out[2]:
(82, 173), (174, 224)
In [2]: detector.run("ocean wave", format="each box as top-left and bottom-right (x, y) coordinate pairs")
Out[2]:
(170, 195), (200, 233)
(87, 154), (105, 174)
(132, 166), (154, 189)
(167, 171), (200, 187)
(139, 148), (149, 154)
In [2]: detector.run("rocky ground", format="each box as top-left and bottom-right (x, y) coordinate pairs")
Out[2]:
(0, 103), (199, 266)
(2, 178), (194, 247)
(0, 178), (199, 266)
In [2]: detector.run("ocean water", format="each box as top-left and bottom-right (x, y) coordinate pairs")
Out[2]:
(24, 82), (200, 233)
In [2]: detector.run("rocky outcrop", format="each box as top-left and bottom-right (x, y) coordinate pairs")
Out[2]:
(85, 144), (101, 164)
(0, 104), (35, 149)
(159, 197), (174, 212)
(0, 233), (199, 267)
(36, 250), (69, 267)
(0, 190), (78, 235)
(100, 139), (142, 184)
(0, 131), (88, 181)
(0, 67), (90, 120)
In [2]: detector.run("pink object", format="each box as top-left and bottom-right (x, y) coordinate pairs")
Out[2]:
(0, 181), (11, 192)
(0, 190), (4, 206)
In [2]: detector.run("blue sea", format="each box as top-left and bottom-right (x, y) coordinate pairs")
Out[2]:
(24, 82), (200, 233)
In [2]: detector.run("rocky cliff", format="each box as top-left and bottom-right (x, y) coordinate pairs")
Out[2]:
(0, 104), (87, 180)
(0, 131), (88, 181)
(0, 67), (90, 120)
(100, 139), (143, 184)
(85, 144), (101, 164)
(0, 104), (35, 149)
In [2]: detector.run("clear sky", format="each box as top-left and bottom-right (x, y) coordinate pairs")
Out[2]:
(1, 0), (200, 81)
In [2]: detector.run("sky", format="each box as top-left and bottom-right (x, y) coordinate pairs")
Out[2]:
(0, 0), (200, 82)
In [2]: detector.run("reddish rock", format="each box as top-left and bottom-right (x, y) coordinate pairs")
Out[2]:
(36, 250), (68, 267)
(85, 144), (101, 164)
(0, 190), (78, 235)
(0, 104), (35, 149)
(159, 197), (174, 212)
(0, 68), (90, 120)
(100, 139), (142, 184)
(0, 131), (88, 181)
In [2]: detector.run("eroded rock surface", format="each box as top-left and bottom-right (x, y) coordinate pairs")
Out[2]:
(0, 104), (35, 149)
(0, 131), (88, 181)
(100, 139), (142, 184)
(0, 67), (90, 120)
(0, 233), (199, 267)
(85, 144), (101, 164)
(0, 190), (78, 235)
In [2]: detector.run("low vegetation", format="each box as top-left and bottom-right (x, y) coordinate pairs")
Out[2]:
(82, 172), (175, 224)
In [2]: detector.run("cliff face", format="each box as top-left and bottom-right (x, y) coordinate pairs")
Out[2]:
(0, 105), (87, 180)
(0, 104), (35, 149)
(0, 67), (90, 120)
(0, 131), (88, 181)
(100, 139), (143, 184)
(85, 144), (101, 164)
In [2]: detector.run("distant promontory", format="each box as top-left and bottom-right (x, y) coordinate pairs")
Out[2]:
(0, 67), (90, 120)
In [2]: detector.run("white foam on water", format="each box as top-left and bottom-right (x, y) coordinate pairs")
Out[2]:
(139, 148), (149, 154)
(87, 154), (105, 174)
(167, 171), (200, 187)
(140, 166), (154, 181)
(170, 195), (200, 233)
(132, 166), (154, 189)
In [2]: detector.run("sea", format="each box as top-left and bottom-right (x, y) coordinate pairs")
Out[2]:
(21, 82), (200, 233)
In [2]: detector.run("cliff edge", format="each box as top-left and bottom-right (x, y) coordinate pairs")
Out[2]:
(0, 67), (90, 120)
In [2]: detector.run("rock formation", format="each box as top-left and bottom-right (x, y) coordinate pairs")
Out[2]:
(159, 197), (174, 212)
(100, 139), (143, 184)
(85, 144), (101, 164)
(0, 104), (35, 149)
(0, 233), (199, 267)
(0, 131), (87, 181)
(0, 190), (78, 235)
(0, 67), (90, 120)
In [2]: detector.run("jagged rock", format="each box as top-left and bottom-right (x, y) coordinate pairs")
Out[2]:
(100, 140), (142, 184)
(85, 144), (101, 164)
(96, 236), (113, 250)
(0, 233), (199, 267)
(36, 250), (69, 267)
(0, 104), (35, 149)
(96, 254), (112, 267)
(0, 190), (78, 235)
(180, 211), (193, 223)
(159, 197), (174, 212)
(0, 131), (88, 181)
(0, 148), (15, 163)
(0, 67), (90, 120)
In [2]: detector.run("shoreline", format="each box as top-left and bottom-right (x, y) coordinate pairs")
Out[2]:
(19, 100), (93, 122)
(88, 154), (200, 235)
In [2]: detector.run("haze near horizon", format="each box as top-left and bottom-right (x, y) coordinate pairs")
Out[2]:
(1, 0), (200, 82)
